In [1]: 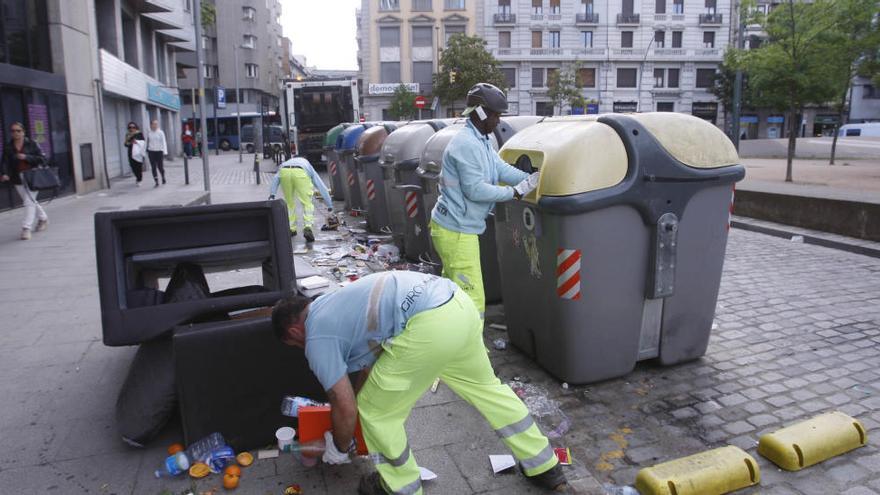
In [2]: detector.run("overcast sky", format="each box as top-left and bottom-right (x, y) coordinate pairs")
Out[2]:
(280, 0), (361, 71)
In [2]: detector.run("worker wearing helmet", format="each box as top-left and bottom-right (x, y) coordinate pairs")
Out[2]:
(429, 83), (539, 318)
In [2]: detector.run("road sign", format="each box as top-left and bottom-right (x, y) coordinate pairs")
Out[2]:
(414, 96), (426, 109)
(216, 86), (226, 109)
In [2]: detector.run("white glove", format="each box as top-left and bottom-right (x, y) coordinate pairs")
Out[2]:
(513, 172), (540, 198)
(322, 430), (352, 465)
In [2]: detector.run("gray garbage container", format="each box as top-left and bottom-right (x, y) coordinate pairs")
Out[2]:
(325, 124), (349, 201)
(379, 120), (446, 253)
(495, 113), (745, 384)
(336, 124), (372, 213)
(355, 123), (403, 233)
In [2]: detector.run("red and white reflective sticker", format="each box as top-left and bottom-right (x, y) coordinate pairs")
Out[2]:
(347, 171), (355, 186)
(727, 184), (735, 231)
(367, 179), (376, 200)
(556, 248), (581, 300)
(329, 161), (338, 176)
(405, 191), (418, 218)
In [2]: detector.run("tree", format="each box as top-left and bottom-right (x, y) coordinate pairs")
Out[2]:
(742, 0), (840, 182)
(388, 84), (417, 120)
(825, 0), (880, 164)
(711, 50), (752, 138)
(547, 62), (584, 115)
(432, 35), (506, 113)
(200, 1), (216, 29)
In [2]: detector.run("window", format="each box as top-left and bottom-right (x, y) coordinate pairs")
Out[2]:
(380, 27), (400, 47)
(445, 25), (465, 45)
(705, 0), (716, 14)
(532, 0), (543, 15)
(499, 0), (511, 14)
(445, 0), (465, 9)
(413, 61), (433, 90)
(582, 31), (593, 47)
(242, 35), (257, 49)
(703, 31), (715, 48)
(501, 68), (516, 88)
(532, 31), (543, 48)
(621, 31), (633, 48)
(865, 84), (879, 99)
(696, 68), (716, 88)
(550, 31), (561, 48)
(550, 0), (560, 14)
(242, 6), (256, 20)
(657, 102), (674, 112)
(535, 102), (554, 116)
(668, 68), (679, 87)
(245, 64), (259, 79)
(201, 35), (210, 51)
(654, 68), (665, 87)
(577, 68), (596, 87)
(499, 31), (511, 48)
(412, 0), (432, 11)
(379, 0), (399, 10)
(202, 64), (217, 78)
(532, 67), (545, 87)
(583, 0), (594, 14)
(617, 68), (637, 87)
(655, 30), (665, 47)
(622, 0), (634, 15)
(380, 62), (400, 83)
(656, 0), (666, 13)
(184, 0), (192, 12)
(672, 0), (683, 13)
(412, 26), (432, 47)
(672, 31), (682, 48)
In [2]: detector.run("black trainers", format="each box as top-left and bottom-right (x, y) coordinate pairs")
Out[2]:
(526, 463), (570, 492)
(303, 227), (315, 243)
(357, 472), (388, 495)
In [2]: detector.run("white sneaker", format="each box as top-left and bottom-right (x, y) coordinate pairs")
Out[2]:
(35, 220), (48, 232)
(20, 228), (31, 240)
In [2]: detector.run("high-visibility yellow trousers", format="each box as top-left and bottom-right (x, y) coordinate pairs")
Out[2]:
(357, 289), (558, 495)
(429, 220), (485, 319)
(279, 167), (315, 231)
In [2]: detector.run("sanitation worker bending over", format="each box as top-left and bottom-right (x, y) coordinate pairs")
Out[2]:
(269, 156), (333, 242)
(430, 83), (539, 318)
(272, 271), (569, 495)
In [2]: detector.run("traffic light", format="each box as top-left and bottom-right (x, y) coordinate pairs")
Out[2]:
(449, 71), (456, 84)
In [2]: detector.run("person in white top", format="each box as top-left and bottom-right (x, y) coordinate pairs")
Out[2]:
(145, 119), (168, 187)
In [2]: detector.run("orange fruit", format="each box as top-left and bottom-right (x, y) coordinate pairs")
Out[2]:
(223, 473), (240, 490)
(236, 452), (254, 467)
(224, 464), (242, 477)
(188, 462), (211, 479)
(167, 443), (185, 455)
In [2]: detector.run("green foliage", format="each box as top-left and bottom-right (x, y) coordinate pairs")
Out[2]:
(200, 1), (216, 29)
(824, 0), (880, 109)
(388, 84), (417, 120)
(547, 62), (584, 115)
(432, 35), (507, 107)
(711, 49), (751, 112)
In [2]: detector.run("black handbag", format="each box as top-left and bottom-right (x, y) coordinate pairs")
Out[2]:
(22, 166), (61, 191)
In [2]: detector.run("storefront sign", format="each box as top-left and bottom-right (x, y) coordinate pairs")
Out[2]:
(814, 115), (839, 124)
(587, 103), (599, 114)
(368, 83), (420, 95)
(27, 104), (51, 156)
(147, 84), (181, 111)
(740, 115), (759, 124)
(691, 102), (718, 118)
(613, 101), (638, 113)
(767, 115), (785, 124)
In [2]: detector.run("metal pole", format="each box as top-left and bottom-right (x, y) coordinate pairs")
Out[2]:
(731, 1), (745, 150)
(184, 155), (190, 184)
(636, 36), (655, 113)
(213, 87), (219, 156)
(193, 0), (211, 192)
(234, 42), (242, 163)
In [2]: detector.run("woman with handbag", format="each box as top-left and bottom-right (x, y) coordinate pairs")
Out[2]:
(123, 122), (145, 186)
(146, 119), (167, 187)
(0, 122), (49, 240)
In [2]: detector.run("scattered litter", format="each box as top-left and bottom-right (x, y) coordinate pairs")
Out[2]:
(489, 454), (517, 474)
(235, 452), (254, 466)
(555, 447), (572, 465)
(603, 484), (639, 495)
(790, 235), (804, 243)
(419, 466), (438, 481)
(293, 247), (309, 255)
(258, 448), (279, 459)
(283, 485), (303, 495)
(430, 378), (441, 393)
(492, 338), (507, 350)
(852, 385), (872, 395)
(509, 380), (571, 438)
(711, 322), (719, 330)
(561, 382), (569, 390)
(298, 276), (332, 290)
(488, 323), (507, 331)
(512, 375), (531, 383)
(276, 427), (296, 452)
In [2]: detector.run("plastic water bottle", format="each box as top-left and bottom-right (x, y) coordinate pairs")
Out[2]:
(155, 452), (190, 478)
(603, 485), (639, 495)
(184, 432), (227, 463)
(281, 396), (327, 417)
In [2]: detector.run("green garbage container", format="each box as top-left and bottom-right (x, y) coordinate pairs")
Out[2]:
(495, 113), (745, 384)
(324, 124), (349, 201)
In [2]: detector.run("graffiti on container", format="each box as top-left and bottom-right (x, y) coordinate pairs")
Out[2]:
(524, 234), (542, 279)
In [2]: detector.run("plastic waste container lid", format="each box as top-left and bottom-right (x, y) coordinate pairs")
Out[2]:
(356, 123), (402, 161)
(324, 124), (348, 149)
(495, 116), (544, 147)
(379, 121), (445, 170)
(337, 124), (372, 153)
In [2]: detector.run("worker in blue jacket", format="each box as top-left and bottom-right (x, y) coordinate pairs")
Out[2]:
(429, 83), (539, 318)
(269, 156), (334, 242)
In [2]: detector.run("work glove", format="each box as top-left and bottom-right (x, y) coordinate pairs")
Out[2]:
(322, 430), (352, 465)
(268, 194), (275, 200)
(512, 172), (540, 198)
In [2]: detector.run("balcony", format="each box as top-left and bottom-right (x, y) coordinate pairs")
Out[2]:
(548, 12), (562, 21)
(617, 13), (640, 24)
(494, 12), (516, 24)
(653, 48), (687, 56)
(529, 47), (564, 56)
(576, 12), (600, 24)
(496, 48), (523, 56)
(531, 13), (544, 21)
(654, 13), (666, 21)
(696, 48), (721, 56)
(699, 13), (723, 24)
(670, 13), (685, 21)
(572, 47), (607, 56)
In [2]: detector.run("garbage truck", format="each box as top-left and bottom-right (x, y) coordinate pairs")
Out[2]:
(280, 78), (360, 164)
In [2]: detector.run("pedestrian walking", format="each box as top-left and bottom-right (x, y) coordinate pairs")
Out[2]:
(145, 119), (167, 187)
(181, 123), (194, 158)
(272, 271), (570, 495)
(429, 83), (539, 318)
(123, 122), (145, 186)
(0, 122), (49, 240)
(268, 156), (333, 243)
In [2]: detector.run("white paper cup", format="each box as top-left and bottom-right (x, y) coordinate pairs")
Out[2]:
(276, 426), (296, 452)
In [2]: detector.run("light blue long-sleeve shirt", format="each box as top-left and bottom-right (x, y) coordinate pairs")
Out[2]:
(269, 156), (333, 208)
(430, 120), (529, 235)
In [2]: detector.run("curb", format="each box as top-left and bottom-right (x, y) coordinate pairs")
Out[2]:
(731, 219), (880, 259)
(136, 192), (211, 210)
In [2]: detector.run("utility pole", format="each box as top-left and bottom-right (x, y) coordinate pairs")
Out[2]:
(193, 1), (211, 193)
(234, 42), (242, 163)
(636, 36), (655, 112)
(731, 1), (746, 150)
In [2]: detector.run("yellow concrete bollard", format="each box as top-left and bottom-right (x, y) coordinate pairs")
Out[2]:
(758, 411), (867, 471)
(635, 446), (760, 495)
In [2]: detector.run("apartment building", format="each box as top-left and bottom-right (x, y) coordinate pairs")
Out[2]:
(178, 0), (285, 148)
(477, 0), (730, 123)
(358, 0), (478, 120)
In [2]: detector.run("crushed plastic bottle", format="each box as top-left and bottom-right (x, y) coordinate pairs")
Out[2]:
(154, 452), (190, 478)
(603, 484), (639, 495)
(281, 396), (328, 418)
(184, 432), (227, 463)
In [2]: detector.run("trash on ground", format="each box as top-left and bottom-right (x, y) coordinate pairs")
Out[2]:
(257, 448), (279, 459)
(293, 247), (309, 255)
(492, 338), (507, 350)
(603, 484), (639, 495)
(509, 380), (571, 438)
(222, 471), (240, 489)
(298, 275), (331, 290)
(555, 447), (572, 465)
(188, 462), (211, 478)
(430, 377), (440, 393)
(283, 484), (303, 494)
(489, 454), (517, 474)
(167, 443), (185, 455)
(419, 466), (438, 481)
(276, 426), (296, 452)
(561, 382), (569, 390)
(235, 452), (254, 466)
(791, 235), (804, 243)
(488, 323), (507, 331)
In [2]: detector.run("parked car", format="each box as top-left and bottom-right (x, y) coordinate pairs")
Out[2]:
(240, 125), (286, 155)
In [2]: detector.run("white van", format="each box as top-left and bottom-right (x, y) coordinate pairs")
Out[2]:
(838, 122), (880, 137)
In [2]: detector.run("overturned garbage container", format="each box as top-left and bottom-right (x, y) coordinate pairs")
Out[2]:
(324, 123), (349, 201)
(494, 113), (745, 384)
(355, 123), (403, 233)
(379, 120), (446, 253)
(336, 123), (372, 213)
